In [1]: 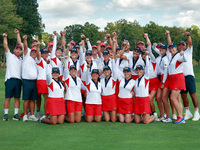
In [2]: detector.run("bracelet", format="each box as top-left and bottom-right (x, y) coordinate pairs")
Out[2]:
(108, 37), (111, 39)
(187, 34), (190, 36)
(162, 83), (165, 85)
(81, 38), (85, 40)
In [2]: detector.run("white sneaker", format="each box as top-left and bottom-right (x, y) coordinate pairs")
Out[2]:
(23, 115), (28, 122)
(162, 117), (172, 123)
(153, 112), (158, 118)
(34, 111), (41, 119)
(184, 112), (193, 120)
(28, 115), (39, 121)
(40, 115), (46, 122)
(192, 112), (200, 121)
(155, 116), (165, 121)
(164, 113), (167, 118)
(172, 114), (177, 120)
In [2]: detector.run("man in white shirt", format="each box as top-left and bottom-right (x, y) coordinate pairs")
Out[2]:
(3, 33), (23, 121)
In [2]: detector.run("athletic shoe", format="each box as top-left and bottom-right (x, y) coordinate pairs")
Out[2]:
(23, 115), (28, 122)
(173, 116), (185, 124)
(164, 113), (167, 118)
(3, 114), (8, 121)
(34, 111), (41, 119)
(153, 112), (158, 118)
(13, 114), (20, 121)
(155, 116), (165, 121)
(162, 117), (172, 123)
(192, 112), (200, 121)
(172, 114), (177, 120)
(40, 115), (46, 122)
(28, 115), (39, 121)
(184, 112), (193, 120)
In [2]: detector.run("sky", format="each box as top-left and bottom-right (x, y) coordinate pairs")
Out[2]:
(38, 0), (200, 33)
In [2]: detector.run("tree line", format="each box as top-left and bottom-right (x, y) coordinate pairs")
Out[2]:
(0, 0), (200, 67)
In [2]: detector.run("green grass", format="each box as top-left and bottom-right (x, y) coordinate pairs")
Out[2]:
(0, 66), (200, 150)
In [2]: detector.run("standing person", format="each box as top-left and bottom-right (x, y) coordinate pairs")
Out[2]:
(3, 33), (23, 121)
(168, 43), (187, 124)
(35, 44), (49, 119)
(85, 67), (102, 123)
(176, 32), (199, 121)
(64, 65), (82, 123)
(40, 67), (66, 125)
(22, 35), (38, 122)
(101, 53), (118, 122)
(134, 51), (156, 124)
(92, 44), (101, 66)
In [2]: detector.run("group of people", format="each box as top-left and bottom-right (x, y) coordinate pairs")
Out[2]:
(3, 28), (199, 125)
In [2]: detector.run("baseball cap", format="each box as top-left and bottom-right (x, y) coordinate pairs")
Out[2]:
(141, 50), (147, 55)
(56, 47), (63, 52)
(15, 45), (22, 50)
(134, 46), (142, 52)
(178, 41), (186, 46)
(92, 45), (97, 49)
(136, 65), (144, 70)
(52, 67), (60, 74)
(106, 46), (112, 49)
(91, 69), (99, 74)
(123, 67), (131, 72)
(69, 41), (75, 45)
(157, 43), (162, 48)
(48, 42), (53, 47)
(138, 41), (144, 45)
(103, 49), (110, 55)
(168, 43), (176, 48)
(70, 47), (78, 53)
(69, 65), (77, 71)
(41, 48), (48, 54)
(75, 45), (80, 49)
(31, 47), (37, 51)
(103, 66), (111, 71)
(116, 46), (122, 50)
(161, 44), (167, 49)
(85, 50), (92, 55)
(122, 40), (130, 46)
(100, 42), (106, 47)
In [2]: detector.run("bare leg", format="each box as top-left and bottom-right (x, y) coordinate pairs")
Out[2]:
(75, 111), (82, 123)
(14, 98), (20, 109)
(36, 94), (41, 111)
(4, 98), (11, 109)
(119, 114), (125, 122)
(124, 114), (133, 123)
(110, 110), (117, 122)
(162, 88), (170, 118)
(134, 114), (142, 123)
(85, 116), (93, 123)
(43, 93), (48, 113)
(156, 88), (164, 116)
(57, 115), (65, 124)
(143, 114), (156, 124)
(103, 111), (110, 122)
(181, 93), (189, 107)
(42, 115), (57, 125)
(29, 100), (35, 115)
(149, 91), (156, 113)
(67, 113), (75, 123)
(94, 115), (102, 122)
(23, 100), (29, 115)
(170, 90), (183, 118)
(190, 93), (199, 108)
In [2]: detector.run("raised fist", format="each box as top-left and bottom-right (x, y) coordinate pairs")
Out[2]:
(67, 44), (71, 48)
(3, 33), (7, 37)
(97, 40), (101, 44)
(23, 35), (27, 40)
(86, 38), (89, 42)
(60, 31), (63, 36)
(182, 32), (190, 36)
(116, 54), (120, 58)
(165, 30), (170, 35)
(145, 51), (149, 56)
(153, 43), (157, 47)
(180, 50), (184, 56)
(81, 34), (85, 39)
(62, 29), (67, 35)
(144, 33), (148, 39)
(106, 34), (110, 38)
(14, 29), (19, 34)
(112, 32), (117, 37)
(110, 53), (114, 59)
(79, 42), (83, 46)
(53, 31), (57, 36)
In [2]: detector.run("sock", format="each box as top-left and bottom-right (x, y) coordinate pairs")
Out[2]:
(4, 109), (9, 114)
(36, 110), (40, 113)
(195, 107), (199, 113)
(185, 107), (190, 114)
(14, 108), (19, 115)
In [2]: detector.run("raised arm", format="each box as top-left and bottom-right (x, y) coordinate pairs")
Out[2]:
(36, 41), (41, 61)
(3, 33), (9, 53)
(178, 51), (187, 62)
(110, 53), (117, 79)
(46, 64), (52, 85)
(152, 43), (161, 56)
(86, 64), (91, 85)
(119, 42), (128, 60)
(112, 38), (117, 59)
(23, 35), (28, 56)
(183, 32), (192, 49)
(112, 32), (118, 47)
(79, 42), (84, 64)
(165, 30), (172, 45)
(61, 30), (66, 56)
(145, 51), (150, 78)
(97, 40), (102, 58)
(81, 34), (86, 53)
(14, 29), (23, 46)
(106, 34), (113, 48)
(86, 38), (92, 51)
(51, 31), (57, 58)
(144, 33), (156, 62)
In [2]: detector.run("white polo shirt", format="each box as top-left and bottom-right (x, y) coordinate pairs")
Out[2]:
(22, 48), (37, 80)
(5, 50), (22, 82)
(183, 46), (194, 77)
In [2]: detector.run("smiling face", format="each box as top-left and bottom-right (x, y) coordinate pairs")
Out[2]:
(52, 72), (60, 80)
(133, 50), (140, 58)
(48, 46), (53, 53)
(136, 68), (144, 77)
(101, 46), (105, 53)
(159, 48), (167, 56)
(71, 51), (78, 60)
(13, 48), (23, 57)
(91, 72), (99, 81)
(169, 46), (177, 56)
(86, 54), (92, 62)
(30, 50), (37, 59)
(41, 52), (49, 60)
(70, 68), (77, 77)
(178, 44), (187, 52)
(123, 71), (131, 79)
(103, 54), (110, 61)
(138, 43), (145, 50)
(103, 69), (111, 77)
(56, 49), (62, 58)
(92, 48), (97, 55)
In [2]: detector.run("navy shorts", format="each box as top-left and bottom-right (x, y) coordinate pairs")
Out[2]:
(5, 78), (22, 98)
(181, 75), (196, 94)
(22, 79), (38, 100)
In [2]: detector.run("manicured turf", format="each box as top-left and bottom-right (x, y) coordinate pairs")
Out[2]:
(0, 66), (200, 150)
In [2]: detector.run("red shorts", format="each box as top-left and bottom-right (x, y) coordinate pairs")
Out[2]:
(85, 104), (102, 116)
(117, 98), (133, 114)
(168, 73), (186, 91)
(102, 94), (117, 111)
(67, 100), (82, 113)
(131, 75), (138, 80)
(81, 90), (87, 94)
(134, 97), (151, 114)
(149, 77), (159, 91)
(158, 74), (169, 88)
(46, 97), (66, 115)
(36, 80), (48, 94)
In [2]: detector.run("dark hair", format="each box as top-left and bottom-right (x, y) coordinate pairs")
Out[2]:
(58, 77), (65, 87)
